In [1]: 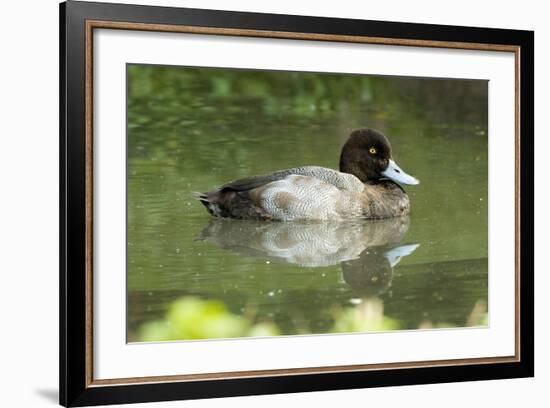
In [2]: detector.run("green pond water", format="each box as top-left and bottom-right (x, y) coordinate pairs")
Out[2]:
(126, 64), (488, 342)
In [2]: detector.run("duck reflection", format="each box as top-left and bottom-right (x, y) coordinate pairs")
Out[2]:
(341, 244), (418, 297)
(199, 217), (419, 296)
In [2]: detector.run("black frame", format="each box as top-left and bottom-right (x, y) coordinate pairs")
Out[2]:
(60, 1), (534, 406)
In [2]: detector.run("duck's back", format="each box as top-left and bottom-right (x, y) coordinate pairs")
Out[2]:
(196, 166), (409, 221)
(219, 166), (364, 194)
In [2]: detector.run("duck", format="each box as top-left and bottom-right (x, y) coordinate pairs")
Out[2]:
(196, 128), (419, 221)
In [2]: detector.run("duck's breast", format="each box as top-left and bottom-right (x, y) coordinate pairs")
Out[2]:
(361, 182), (410, 219)
(250, 174), (363, 221)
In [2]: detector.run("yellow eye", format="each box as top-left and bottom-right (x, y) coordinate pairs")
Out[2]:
(369, 147), (377, 154)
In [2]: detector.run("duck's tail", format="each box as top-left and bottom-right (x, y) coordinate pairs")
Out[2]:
(192, 191), (224, 217)
(191, 191), (208, 202)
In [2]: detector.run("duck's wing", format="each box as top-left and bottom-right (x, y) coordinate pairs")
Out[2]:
(197, 166), (364, 220)
(220, 166), (364, 193)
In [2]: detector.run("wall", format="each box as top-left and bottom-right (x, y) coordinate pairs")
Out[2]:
(0, 0), (545, 407)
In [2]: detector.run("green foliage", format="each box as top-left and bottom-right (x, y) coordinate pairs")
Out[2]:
(331, 298), (401, 333)
(136, 291), (488, 342)
(138, 297), (280, 341)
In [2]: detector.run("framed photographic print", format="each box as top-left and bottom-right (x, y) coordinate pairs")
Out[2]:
(59, 1), (534, 406)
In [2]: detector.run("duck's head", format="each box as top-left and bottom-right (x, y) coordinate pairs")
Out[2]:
(339, 128), (419, 185)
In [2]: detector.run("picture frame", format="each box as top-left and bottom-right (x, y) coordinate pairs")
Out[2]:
(59, 0), (534, 406)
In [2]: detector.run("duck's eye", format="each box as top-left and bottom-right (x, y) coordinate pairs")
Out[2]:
(369, 147), (377, 154)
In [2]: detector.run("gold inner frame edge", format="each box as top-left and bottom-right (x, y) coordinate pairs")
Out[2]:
(84, 19), (522, 388)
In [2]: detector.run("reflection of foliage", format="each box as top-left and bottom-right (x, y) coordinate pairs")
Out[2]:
(127, 65), (487, 133)
(138, 297), (280, 341)
(128, 64), (374, 125)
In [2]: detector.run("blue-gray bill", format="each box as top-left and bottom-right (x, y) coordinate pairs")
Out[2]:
(382, 159), (420, 185)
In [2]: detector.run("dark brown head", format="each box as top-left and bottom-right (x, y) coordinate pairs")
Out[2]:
(339, 128), (419, 185)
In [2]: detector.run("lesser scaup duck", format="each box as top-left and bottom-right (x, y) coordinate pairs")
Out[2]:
(197, 128), (419, 221)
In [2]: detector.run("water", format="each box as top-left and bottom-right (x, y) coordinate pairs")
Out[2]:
(127, 64), (488, 341)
